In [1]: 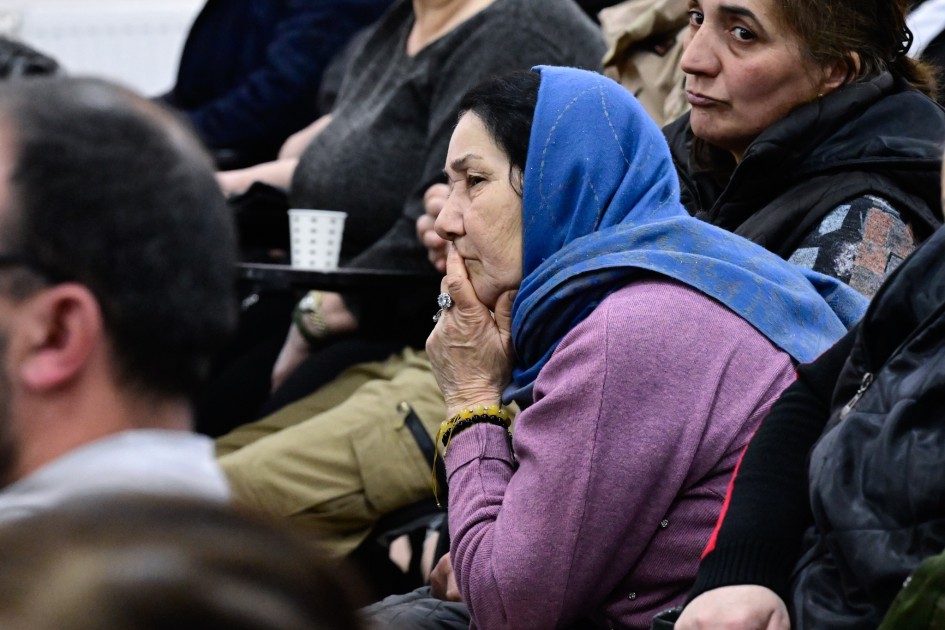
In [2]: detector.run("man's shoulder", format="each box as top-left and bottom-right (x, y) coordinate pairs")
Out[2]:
(0, 431), (229, 524)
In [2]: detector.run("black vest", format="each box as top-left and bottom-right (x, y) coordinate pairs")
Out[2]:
(664, 72), (945, 257)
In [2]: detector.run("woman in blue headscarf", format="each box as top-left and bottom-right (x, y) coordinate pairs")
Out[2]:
(424, 66), (866, 629)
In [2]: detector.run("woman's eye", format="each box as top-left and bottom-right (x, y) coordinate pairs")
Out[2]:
(731, 26), (756, 41)
(687, 9), (704, 26)
(466, 175), (485, 188)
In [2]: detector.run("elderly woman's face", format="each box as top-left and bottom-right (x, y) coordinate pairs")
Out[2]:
(436, 113), (523, 310)
(681, 0), (837, 160)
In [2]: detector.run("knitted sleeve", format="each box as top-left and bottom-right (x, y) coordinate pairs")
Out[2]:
(686, 327), (857, 603)
(342, 6), (605, 332)
(787, 195), (915, 298)
(445, 281), (795, 628)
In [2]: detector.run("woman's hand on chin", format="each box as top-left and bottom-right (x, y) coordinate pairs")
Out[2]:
(427, 245), (516, 416)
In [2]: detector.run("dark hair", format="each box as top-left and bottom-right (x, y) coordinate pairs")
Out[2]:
(0, 496), (365, 630)
(0, 77), (237, 400)
(781, 0), (936, 98)
(458, 70), (541, 193)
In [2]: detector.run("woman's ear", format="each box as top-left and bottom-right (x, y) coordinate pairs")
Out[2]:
(823, 52), (861, 91)
(510, 166), (524, 198)
(15, 284), (103, 392)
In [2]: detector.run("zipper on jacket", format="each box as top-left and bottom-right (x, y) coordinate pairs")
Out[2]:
(839, 372), (874, 420)
(841, 296), (945, 422)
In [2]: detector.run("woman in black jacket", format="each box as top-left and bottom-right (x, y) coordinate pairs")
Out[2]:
(672, 148), (945, 628)
(666, 0), (945, 298)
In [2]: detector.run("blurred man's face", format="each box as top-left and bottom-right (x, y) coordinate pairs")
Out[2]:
(0, 137), (23, 486)
(0, 333), (15, 487)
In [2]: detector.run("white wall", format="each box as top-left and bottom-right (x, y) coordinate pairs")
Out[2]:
(0, 0), (203, 95)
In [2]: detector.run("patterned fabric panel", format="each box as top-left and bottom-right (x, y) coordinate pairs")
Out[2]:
(788, 195), (915, 298)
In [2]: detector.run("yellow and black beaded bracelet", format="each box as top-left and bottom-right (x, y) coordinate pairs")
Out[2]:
(435, 404), (513, 451)
(432, 404), (514, 506)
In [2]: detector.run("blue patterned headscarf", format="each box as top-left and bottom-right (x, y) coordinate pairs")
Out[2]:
(507, 66), (867, 402)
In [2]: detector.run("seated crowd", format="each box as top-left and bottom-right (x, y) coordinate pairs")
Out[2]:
(1, 0), (945, 628)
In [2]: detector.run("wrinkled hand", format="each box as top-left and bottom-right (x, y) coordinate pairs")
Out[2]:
(426, 245), (515, 416)
(430, 554), (461, 602)
(675, 586), (790, 630)
(418, 183), (450, 273)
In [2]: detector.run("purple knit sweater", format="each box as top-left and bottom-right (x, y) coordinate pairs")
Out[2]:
(444, 279), (796, 629)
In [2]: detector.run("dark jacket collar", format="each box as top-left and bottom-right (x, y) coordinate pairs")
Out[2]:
(665, 72), (945, 256)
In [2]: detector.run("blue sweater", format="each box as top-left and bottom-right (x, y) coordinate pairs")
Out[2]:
(165, 0), (393, 161)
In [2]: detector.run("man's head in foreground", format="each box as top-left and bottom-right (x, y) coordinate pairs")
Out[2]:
(0, 76), (236, 485)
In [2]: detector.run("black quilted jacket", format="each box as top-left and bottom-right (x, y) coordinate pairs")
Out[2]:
(792, 223), (945, 628)
(684, 224), (945, 629)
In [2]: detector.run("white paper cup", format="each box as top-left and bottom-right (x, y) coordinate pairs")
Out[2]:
(288, 209), (347, 271)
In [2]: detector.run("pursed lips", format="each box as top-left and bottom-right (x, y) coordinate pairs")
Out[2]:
(686, 90), (724, 106)
(452, 246), (479, 268)
(452, 241), (476, 263)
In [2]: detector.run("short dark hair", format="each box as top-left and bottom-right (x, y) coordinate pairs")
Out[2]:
(458, 70), (541, 194)
(0, 77), (237, 399)
(0, 496), (365, 629)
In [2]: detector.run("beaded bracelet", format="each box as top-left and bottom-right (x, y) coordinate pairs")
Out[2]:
(436, 404), (513, 450)
(432, 404), (514, 507)
(441, 415), (510, 446)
